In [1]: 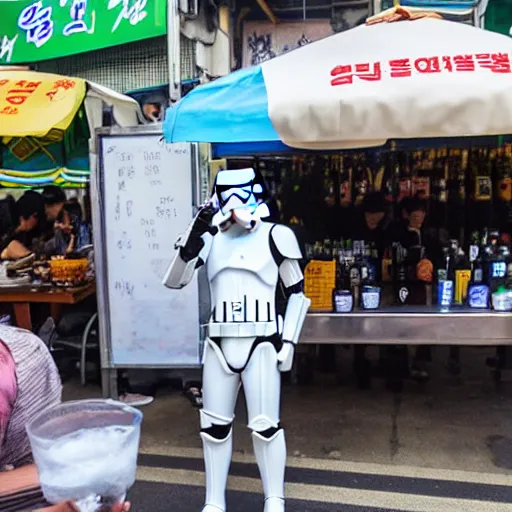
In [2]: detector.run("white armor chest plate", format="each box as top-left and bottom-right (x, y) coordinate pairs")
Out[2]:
(206, 222), (279, 338)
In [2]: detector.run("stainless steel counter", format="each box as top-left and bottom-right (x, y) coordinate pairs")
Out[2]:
(302, 307), (512, 345)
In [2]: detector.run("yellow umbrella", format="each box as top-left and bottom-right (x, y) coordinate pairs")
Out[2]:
(0, 70), (86, 138)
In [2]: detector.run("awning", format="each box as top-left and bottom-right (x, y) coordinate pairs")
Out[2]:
(163, 17), (512, 151)
(0, 70), (144, 188)
(0, 168), (88, 188)
(0, 71), (86, 138)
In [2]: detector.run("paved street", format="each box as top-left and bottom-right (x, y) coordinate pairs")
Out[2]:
(129, 448), (512, 511)
(66, 346), (512, 510)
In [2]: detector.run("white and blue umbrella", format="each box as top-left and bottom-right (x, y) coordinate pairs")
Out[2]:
(164, 18), (512, 153)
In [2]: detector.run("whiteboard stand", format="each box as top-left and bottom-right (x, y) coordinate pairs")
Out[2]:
(91, 126), (206, 398)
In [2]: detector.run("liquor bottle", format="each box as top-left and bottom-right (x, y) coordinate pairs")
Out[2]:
(368, 241), (379, 283)
(490, 244), (508, 290)
(432, 148), (448, 203)
(349, 253), (362, 289)
(338, 155), (352, 207)
(397, 152), (412, 203)
(468, 244), (490, 309)
(323, 239), (333, 260)
(359, 242), (371, 287)
(344, 239), (354, 265)
(468, 231), (480, 268)
(381, 246), (392, 282)
(454, 248), (472, 304)
(353, 155), (372, 206)
(392, 242), (410, 305)
(333, 246), (354, 313)
(437, 244), (455, 308)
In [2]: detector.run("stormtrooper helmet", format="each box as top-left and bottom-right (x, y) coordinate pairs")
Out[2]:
(211, 168), (270, 230)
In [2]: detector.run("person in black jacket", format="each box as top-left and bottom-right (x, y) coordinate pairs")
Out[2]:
(0, 192), (44, 260)
(351, 192), (393, 389)
(392, 196), (440, 381)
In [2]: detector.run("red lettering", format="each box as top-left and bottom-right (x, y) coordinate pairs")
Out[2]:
(0, 106), (19, 115)
(414, 57), (441, 73)
(46, 90), (58, 101)
(331, 65), (353, 86)
(6, 95), (27, 106)
(0, 79), (10, 87)
(441, 56), (453, 72)
(355, 62), (382, 82)
(475, 53), (511, 73)
(453, 54), (475, 72)
(53, 79), (76, 90)
(5, 80), (41, 106)
(389, 58), (411, 78)
(331, 63), (381, 86)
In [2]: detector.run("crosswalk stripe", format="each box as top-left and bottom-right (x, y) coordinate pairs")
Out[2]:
(136, 466), (512, 512)
(139, 446), (512, 486)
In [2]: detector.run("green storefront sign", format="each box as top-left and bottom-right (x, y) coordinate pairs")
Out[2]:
(0, 0), (167, 64)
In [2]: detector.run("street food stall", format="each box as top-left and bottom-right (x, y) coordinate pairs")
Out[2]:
(0, 69), (143, 330)
(162, 14), (512, 376)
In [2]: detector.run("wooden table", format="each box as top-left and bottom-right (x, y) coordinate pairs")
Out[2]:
(0, 282), (96, 331)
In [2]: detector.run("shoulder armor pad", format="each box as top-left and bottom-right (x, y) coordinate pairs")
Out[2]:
(271, 224), (302, 260)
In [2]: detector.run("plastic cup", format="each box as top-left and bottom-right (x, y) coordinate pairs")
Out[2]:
(26, 399), (142, 509)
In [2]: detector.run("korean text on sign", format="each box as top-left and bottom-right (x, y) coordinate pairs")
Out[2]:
(330, 53), (512, 86)
(0, 79), (42, 116)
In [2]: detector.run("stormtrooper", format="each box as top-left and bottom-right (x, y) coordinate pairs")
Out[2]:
(163, 168), (310, 512)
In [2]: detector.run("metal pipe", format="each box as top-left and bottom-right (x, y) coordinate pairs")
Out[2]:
(167, 0), (181, 102)
(256, 0), (279, 24)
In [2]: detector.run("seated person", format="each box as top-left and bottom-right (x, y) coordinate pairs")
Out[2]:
(0, 192), (44, 261)
(0, 195), (16, 239)
(0, 326), (128, 512)
(0, 325), (62, 470)
(42, 186), (67, 224)
(40, 188), (81, 256)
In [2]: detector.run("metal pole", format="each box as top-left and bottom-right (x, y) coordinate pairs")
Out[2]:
(167, 0), (182, 102)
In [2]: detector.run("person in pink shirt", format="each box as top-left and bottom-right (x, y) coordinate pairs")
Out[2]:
(0, 325), (62, 470)
(0, 340), (16, 466)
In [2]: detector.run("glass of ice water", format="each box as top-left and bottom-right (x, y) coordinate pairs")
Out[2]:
(26, 399), (143, 512)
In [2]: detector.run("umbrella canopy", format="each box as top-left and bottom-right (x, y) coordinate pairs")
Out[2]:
(0, 71), (86, 138)
(164, 18), (512, 150)
(0, 70), (143, 187)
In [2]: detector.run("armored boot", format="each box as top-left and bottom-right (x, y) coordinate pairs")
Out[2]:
(201, 428), (233, 512)
(252, 429), (286, 512)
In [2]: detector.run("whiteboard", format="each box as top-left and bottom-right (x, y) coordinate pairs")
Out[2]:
(99, 135), (200, 366)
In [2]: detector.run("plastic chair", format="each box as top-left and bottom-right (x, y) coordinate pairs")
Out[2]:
(48, 312), (99, 386)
